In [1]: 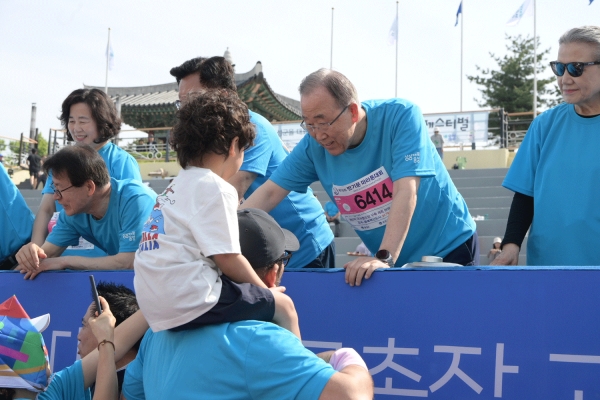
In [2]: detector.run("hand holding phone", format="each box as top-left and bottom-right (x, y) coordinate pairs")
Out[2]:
(89, 275), (103, 315)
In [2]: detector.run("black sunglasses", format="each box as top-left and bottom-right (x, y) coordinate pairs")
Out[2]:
(549, 61), (600, 78)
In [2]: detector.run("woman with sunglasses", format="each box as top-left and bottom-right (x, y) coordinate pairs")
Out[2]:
(29, 89), (142, 255)
(492, 26), (600, 266)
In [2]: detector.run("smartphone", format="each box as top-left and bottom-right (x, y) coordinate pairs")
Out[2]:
(89, 275), (103, 315)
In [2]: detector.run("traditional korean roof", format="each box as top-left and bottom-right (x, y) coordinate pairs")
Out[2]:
(84, 62), (301, 130)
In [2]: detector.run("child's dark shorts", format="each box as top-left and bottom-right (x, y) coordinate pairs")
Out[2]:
(170, 275), (275, 332)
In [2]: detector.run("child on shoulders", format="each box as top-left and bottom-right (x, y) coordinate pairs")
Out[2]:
(134, 89), (299, 337)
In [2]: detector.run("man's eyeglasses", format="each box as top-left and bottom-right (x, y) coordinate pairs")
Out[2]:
(550, 61), (600, 78)
(280, 251), (292, 268)
(300, 105), (349, 133)
(175, 100), (182, 110)
(50, 184), (74, 199)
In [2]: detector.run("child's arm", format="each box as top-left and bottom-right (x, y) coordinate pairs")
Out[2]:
(212, 253), (268, 289)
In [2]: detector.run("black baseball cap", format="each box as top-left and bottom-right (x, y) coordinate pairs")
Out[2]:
(238, 208), (300, 269)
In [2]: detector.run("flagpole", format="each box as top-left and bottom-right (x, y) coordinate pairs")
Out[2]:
(330, 8), (334, 69)
(460, 1), (463, 111)
(395, 1), (398, 97)
(105, 28), (111, 94)
(532, 0), (537, 119)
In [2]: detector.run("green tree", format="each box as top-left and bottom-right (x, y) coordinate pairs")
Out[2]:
(546, 84), (564, 108)
(0, 139), (6, 152)
(9, 140), (22, 155)
(35, 135), (48, 157)
(467, 34), (558, 113)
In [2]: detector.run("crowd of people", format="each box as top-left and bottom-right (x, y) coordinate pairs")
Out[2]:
(0, 24), (599, 398)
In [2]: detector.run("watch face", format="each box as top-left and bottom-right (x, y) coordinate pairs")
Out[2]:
(376, 249), (391, 260)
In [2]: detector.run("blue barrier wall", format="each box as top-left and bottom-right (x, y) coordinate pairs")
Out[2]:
(2, 268), (600, 399)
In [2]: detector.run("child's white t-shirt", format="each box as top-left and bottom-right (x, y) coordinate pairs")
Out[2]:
(134, 167), (240, 332)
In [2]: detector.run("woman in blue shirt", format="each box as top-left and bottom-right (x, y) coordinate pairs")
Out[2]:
(29, 89), (142, 254)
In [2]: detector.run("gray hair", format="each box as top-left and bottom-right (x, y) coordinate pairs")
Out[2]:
(559, 26), (600, 60)
(299, 69), (359, 109)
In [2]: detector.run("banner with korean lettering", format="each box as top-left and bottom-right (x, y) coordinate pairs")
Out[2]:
(423, 111), (489, 145)
(2, 267), (600, 399)
(272, 121), (305, 151)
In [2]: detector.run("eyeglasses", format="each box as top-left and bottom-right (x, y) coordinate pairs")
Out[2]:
(300, 105), (349, 133)
(50, 183), (74, 199)
(280, 251), (292, 268)
(549, 61), (600, 77)
(175, 100), (182, 110)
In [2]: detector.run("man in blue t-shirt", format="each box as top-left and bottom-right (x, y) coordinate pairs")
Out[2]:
(14, 145), (156, 280)
(169, 56), (335, 269)
(243, 69), (477, 286)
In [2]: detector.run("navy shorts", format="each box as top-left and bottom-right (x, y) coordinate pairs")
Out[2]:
(300, 240), (336, 269)
(170, 275), (275, 332)
(443, 232), (480, 266)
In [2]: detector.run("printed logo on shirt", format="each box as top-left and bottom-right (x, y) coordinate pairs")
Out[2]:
(405, 152), (420, 163)
(122, 231), (136, 241)
(138, 184), (175, 252)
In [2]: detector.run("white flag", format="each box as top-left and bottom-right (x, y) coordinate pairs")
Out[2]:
(506, 0), (534, 26)
(106, 43), (114, 71)
(388, 15), (398, 46)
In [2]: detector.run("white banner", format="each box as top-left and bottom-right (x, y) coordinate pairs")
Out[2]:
(272, 111), (489, 150)
(273, 122), (306, 151)
(423, 111), (489, 145)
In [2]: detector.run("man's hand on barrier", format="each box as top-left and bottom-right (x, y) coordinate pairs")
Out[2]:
(343, 257), (390, 287)
(490, 243), (520, 266)
(16, 256), (65, 280)
(14, 242), (47, 272)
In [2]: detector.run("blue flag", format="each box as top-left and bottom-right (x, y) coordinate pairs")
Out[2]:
(590, 0), (594, 4)
(455, 2), (462, 27)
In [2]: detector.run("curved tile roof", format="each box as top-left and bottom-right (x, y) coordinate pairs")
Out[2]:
(84, 62), (301, 128)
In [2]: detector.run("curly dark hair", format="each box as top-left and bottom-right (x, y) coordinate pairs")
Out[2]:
(59, 88), (122, 144)
(171, 89), (255, 169)
(170, 56), (237, 91)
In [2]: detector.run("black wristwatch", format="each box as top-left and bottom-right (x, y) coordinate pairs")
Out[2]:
(375, 249), (394, 267)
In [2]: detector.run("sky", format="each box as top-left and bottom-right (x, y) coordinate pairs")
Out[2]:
(0, 0), (598, 144)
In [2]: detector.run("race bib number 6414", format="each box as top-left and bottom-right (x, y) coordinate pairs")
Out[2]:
(332, 167), (393, 231)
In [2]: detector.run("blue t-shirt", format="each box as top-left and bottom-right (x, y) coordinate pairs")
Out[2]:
(0, 166), (34, 261)
(241, 111), (333, 268)
(122, 321), (335, 400)
(43, 142), (142, 257)
(39, 360), (91, 400)
(47, 178), (156, 255)
(271, 99), (475, 265)
(503, 103), (600, 265)
(324, 201), (339, 217)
